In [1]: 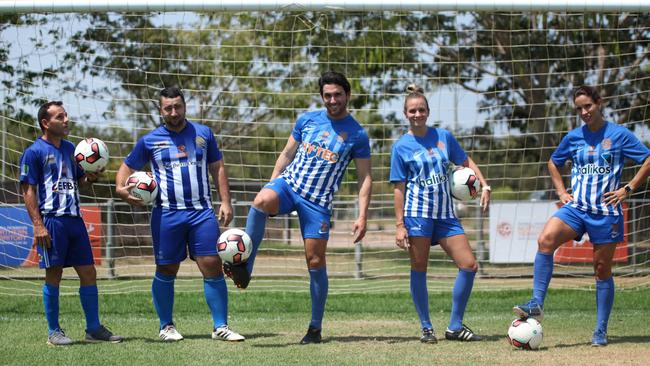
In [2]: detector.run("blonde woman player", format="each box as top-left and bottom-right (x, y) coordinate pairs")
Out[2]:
(390, 85), (491, 343)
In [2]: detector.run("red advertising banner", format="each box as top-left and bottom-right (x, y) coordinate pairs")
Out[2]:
(23, 205), (103, 266)
(554, 204), (628, 263)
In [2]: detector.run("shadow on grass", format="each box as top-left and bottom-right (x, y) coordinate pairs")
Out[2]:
(609, 335), (650, 344)
(132, 332), (282, 343)
(147, 332), (279, 342)
(250, 335), (414, 348)
(252, 333), (508, 348)
(552, 334), (650, 348)
(478, 334), (510, 342)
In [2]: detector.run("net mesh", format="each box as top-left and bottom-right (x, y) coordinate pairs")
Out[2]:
(1, 11), (650, 295)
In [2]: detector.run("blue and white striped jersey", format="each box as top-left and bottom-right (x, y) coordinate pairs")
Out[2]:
(390, 128), (468, 219)
(280, 110), (371, 209)
(552, 121), (650, 216)
(19, 138), (84, 217)
(125, 121), (222, 210)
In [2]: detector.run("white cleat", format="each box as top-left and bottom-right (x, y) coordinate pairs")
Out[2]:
(159, 324), (184, 342)
(212, 325), (245, 342)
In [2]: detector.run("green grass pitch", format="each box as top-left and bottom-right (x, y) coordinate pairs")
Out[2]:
(1, 280), (648, 365)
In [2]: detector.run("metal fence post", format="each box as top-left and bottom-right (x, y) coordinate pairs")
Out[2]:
(353, 200), (363, 279)
(354, 241), (363, 279)
(476, 202), (486, 276)
(106, 199), (116, 279)
(631, 199), (637, 274)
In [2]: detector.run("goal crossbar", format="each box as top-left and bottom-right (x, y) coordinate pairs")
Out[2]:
(2, 0), (650, 13)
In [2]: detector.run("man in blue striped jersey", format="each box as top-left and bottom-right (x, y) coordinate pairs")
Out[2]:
(115, 87), (243, 342)
(19, 101), (123, 346)
(226, 71), (373, 344)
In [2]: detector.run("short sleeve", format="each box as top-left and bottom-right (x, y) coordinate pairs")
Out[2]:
(551, 135), (572, 167)
(620, 128), (650, 164)
(445, 131), (468, 165)
(207, 131), (222, 163)
(18, 148), (40, 185)
(291, 114), (308, 143)
(124, 137), (150, 171)
(351, 129), (371, 159)
(389, 143), (407, 183)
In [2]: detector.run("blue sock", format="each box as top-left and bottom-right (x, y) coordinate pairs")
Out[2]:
(79, 284), (101, 333)
(308, 267), (328, 329)
(245, 206), (268, 275)
(596, 277), (614, 333)
(448, 268), (476, 331)
(43, 283), (60, 334)
(532, 252), (554, 305)
(204, 275), (228, 328)
(152, 272), (176, 329)
(410, 270), (432, 330)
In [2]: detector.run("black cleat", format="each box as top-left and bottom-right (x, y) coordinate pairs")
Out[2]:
(420, 328), (438, 344)
(223, 261), (251, 289)
(445, 324), (484, 342)
(299, 326), (322, 344)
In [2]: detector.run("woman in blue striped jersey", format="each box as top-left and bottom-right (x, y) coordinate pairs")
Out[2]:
(391, 85), (491, 343)
(514, 86), (650, 346)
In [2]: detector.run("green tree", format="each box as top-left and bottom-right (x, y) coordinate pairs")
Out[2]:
(426, 12), (650, 194)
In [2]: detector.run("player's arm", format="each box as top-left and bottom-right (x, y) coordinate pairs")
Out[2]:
(603, 155), (650, 206)
(209, 159), (233, 227)
(20, 182), (51, 248)
(548, 159), (572, 204)
(270, 135), (300, 180)
(352, 157), (372, 243)
(465, 157), (491, 211)
(114, 162), (144, 206)
(393, 181), (409, 249)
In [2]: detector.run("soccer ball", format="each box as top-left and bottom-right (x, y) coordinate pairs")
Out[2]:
(451, 167), (480, 201)
(217, 228), (252, 264)
(126, 171), (158, 205)
(74, 138), (109, 173)
(507, 317), (543, 350)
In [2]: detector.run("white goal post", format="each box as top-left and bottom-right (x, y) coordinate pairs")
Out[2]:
(2, 0), (650, 12)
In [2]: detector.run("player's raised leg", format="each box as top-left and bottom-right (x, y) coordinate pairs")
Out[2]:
(241, 188), (281, 279)
(227, 186), (281, 289)
(514, 215), (578, 320)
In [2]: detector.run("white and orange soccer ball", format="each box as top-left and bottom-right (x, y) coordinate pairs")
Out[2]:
(451, 167), (480, 201)
(507, 317), (543, 350)
(126, 171), (158, 205)
(74, 138), (109, 173)
(217, 228), (252, 264)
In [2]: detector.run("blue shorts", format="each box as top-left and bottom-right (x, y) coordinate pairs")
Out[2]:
(151, 208), (220, 265)
(264, 178), (331, 239)
(554, 205), (624, 244)
(404, 217), (465, 245)
(39, 215), (94, 269)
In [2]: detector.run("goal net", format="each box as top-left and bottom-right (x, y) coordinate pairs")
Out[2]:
(2, 2), (650, 295)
